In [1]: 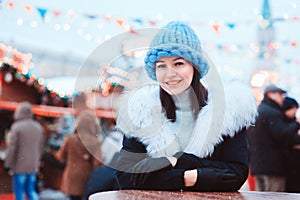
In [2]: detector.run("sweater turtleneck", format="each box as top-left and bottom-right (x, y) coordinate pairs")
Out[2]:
(171, 87), (197, 150)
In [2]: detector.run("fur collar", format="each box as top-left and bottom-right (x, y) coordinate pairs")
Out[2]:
(116, 80), (257, 158)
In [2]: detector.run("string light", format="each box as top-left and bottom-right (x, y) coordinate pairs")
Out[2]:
(84, 33), (92, 41)
(30, 21), (37, 28)
(16, 18), (23, 26)
(77, 29), (83, 36)
(44, 16), (51, 23)
(251, 72), (266, 88)
(38, 78), (45, 85)
(54, 23), (61, 31)
(63, 23), (71, 31)
(21, 67), (28, 75)
(104, 34), (112, 40)
(46, 84), (53, 91)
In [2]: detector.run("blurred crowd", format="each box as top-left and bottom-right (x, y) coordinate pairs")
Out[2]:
(2, 102), (122, 200)
(248, 84), (300, 192)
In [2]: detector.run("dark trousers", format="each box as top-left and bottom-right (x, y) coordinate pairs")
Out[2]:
(70, 195), (82, 200)
(84, 166), (116, 200)
(255, 175), (286, 192)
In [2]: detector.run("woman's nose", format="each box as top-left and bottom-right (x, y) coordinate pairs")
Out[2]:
(166, 66), (177, 77)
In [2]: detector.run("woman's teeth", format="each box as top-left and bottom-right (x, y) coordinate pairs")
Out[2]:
(167, 81), (180, 85)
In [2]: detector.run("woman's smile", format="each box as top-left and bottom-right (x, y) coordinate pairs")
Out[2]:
(165, 80), (182, 86)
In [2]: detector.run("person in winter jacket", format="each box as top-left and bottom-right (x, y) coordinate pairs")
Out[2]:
(4, 102), (45, 200)
(281, 97), (300, 192)
(114, 21), (257, 191)
(56, 110), (103, 200)
(248, 85), (300, 192)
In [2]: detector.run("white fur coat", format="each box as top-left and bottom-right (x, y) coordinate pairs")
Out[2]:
(116, 80), (257, 158)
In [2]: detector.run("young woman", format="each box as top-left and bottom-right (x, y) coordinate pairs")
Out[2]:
(115, 21), (257, 191)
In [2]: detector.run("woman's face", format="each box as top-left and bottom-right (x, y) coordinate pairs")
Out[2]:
(155, 56), (194, 95)
(285, 107), (298, 119)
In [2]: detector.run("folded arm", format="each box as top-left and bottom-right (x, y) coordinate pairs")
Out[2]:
(115, 128), (248, 191)
(173, 128), (248, 191)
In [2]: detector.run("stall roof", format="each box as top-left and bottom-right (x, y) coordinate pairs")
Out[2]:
(0, 100), (115, 119)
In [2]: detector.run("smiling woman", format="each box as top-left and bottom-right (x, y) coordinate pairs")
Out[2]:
(114, 21), (257, 192)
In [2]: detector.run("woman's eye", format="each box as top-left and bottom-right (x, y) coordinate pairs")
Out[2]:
(156, 64), (166, 68)
(174, 62), (184, 66)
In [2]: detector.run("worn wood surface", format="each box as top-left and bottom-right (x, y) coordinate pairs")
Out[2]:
(89, 190), (300, 200)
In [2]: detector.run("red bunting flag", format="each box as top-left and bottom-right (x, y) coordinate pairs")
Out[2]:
(149, 20), (156, 26)
(104, 14), (111, 21)
(129, 27), (137, 34)
(7, 1), (14, 8)
(24, 4), (32, 12)
(116, 18), (124, 27)
(291, 42), (297, 47)
(210, 23), (221, 35)
(53, 10), (61, 17)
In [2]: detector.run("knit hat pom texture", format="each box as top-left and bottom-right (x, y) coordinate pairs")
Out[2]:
(144, 21), (209, 80)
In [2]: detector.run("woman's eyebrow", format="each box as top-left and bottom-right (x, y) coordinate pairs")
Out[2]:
(172, 57), (183, 61)
(156, 57), (183, 63)
(156, 60), (165, 63)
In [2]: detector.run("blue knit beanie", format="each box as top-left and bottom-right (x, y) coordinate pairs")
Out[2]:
(144, 21), (209, 80)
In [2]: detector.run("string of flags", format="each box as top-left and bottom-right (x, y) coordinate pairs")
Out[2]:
(2, 0), (300, 52)
(3, 0), (300, 36)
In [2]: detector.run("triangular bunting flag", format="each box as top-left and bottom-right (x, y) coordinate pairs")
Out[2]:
(226, 23), (236, 29)
(37, 7), (48, 21)
(53, 10), (61, 17)
(7, 1), (14, 8)
(130, 27), (137, 34)
(210, 23), (221, 35)
(85, 14), (98, 20)
(24, 4), (32, 12)
(116, 18), (124, 27)
(133, 18), (143, 24)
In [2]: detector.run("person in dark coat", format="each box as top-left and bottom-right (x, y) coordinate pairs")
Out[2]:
(248, 85), (300, 192)
(114, 21), (257, 191)
(282, 97), (300, 192)
(84, 130), (122, 199)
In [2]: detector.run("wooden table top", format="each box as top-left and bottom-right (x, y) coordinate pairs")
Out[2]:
(89, 190), (300, 200)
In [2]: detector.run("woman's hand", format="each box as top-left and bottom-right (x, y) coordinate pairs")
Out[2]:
(131, 157), (172, 187)
(184, 169), (198, 187)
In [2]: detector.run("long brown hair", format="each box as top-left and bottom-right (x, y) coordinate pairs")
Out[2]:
(160, 68), (208, 122)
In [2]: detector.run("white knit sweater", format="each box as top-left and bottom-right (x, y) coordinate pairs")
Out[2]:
(172, 87), (196, 150)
